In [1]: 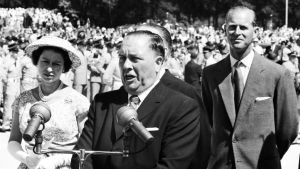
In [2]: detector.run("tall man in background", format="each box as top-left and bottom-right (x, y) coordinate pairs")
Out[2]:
(202, 5), (298, 169)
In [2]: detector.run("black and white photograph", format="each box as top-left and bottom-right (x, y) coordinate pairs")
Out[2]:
(0, 0), (299, 169)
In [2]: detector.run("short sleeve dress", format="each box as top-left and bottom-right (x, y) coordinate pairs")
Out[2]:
(13, 86), (90, 169)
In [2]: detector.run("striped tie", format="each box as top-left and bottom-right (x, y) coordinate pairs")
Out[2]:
(129, 95), (140, 109)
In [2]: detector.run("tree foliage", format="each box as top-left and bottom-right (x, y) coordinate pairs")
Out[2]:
(0, 0), (299, 28)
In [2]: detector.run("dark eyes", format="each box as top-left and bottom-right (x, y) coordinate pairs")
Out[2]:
(129, 56), (139, 62)
(53, 63), (61, 66)
(40, 60), (62, 66)
(239, 26), (248, 30)
(119, 55), (139, 63)
(228, 25), (248, 31)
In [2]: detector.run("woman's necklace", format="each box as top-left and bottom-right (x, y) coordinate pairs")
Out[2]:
(38, 81), (64, 102)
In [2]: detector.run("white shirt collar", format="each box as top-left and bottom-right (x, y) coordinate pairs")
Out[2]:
(158, 68), (166, 80)
(230, 50), (254, 68)
(128, 75), (161, 109)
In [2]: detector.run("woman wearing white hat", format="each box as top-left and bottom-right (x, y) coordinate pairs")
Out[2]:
(7, 36), (90, 169)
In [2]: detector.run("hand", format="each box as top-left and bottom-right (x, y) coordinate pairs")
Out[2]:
(37, 154), (71, 169)
(25, 138), (54, 169)
(42, 137), (54, 149)
(36, 156), (57, 169)
(25, 154), (42, 169)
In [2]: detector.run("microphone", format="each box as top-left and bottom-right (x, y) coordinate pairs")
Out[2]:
(23, 102), (51, 142)
(116, 106), (154, 144)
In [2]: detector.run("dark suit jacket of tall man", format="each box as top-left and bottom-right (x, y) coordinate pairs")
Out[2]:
(184, 60), (202, 91)
(71, 82), (200, 169)
(161, 70), (211, 169)
(202, 53), (299, 169)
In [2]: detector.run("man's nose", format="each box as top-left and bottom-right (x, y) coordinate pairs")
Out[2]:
(123, 58), (132, 68)
(235, 26), (241, 34)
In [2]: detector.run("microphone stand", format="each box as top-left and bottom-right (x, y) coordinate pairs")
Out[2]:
(34, 130), (43, 154)
(122, 128), (132, 157)
(33, 129), (130, 169)
(39, 149), (126, 169)
(33, 126), (157, 168)
(32, 122), (46, 154)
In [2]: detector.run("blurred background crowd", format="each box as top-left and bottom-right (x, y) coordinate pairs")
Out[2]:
(1, 6), (300, 126)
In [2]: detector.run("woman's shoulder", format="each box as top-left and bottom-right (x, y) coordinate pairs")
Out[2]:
(60, 86), (90, 116)
(62, 86), (87, 97)
(17, 88), (38, 104)
(61, 86), (90, 103)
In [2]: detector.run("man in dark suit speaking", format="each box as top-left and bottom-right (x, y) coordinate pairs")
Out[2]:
(136, 24), (211, 169)
(71, 30), (200, 169)
(202, 5), (299, 169)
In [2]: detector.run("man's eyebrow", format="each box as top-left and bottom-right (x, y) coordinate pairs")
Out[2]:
(128, 53), (139, 58)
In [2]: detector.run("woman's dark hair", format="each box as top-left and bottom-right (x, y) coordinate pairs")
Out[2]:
(31, 46), (72, 73)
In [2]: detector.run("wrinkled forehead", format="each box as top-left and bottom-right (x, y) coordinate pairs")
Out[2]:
(120, 34), (151, 54)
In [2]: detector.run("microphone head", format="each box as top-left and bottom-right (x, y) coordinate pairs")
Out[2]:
(116, 106), (137, 127)
(29, 102), (51, 123)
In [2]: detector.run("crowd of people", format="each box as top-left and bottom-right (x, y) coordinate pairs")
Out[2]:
(0, 6), (299, 169)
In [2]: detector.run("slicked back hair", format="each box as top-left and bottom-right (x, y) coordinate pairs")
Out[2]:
(136, 24), (172, 58)
(126, 30), (165, 59)
(225, 5), (256, 27)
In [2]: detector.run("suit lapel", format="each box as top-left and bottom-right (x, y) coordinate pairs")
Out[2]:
(113, 83), (164, 142)
(137, 82), (164, 121)
(218, 56), (236, 127)
(161, 70), (173, 86)
(235, 54), (264, 127)
(113, 87), (129, 142)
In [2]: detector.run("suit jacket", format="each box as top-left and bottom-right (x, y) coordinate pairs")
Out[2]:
(202, 53), (299, 169)
(184, 60), (202, 91)
(161, 70), (211, 169)
(161, 70), (197, 99)
(71, 82), (200, 169)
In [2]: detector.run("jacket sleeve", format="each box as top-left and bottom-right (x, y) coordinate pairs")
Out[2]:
(201, 68), (213, 127)
(275, 69), (299, 158)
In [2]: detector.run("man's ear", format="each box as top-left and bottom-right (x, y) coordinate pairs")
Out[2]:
(155, 56), (164, 72)
(155, 56), (164, 65)
(222, 24), (226, 32)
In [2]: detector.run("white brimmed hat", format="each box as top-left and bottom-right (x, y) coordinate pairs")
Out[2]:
(25, 36), (82, 69)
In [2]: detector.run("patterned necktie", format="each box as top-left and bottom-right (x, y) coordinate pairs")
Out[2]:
(232, 61), (244, 112)
(129, 95), (141, 109)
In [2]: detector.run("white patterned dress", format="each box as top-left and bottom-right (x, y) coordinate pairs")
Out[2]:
(12, 86), (90, 169)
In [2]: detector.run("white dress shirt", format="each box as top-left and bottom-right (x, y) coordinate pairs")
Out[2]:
(128, 73), (162, 110)
(230, 50), (254, 85)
